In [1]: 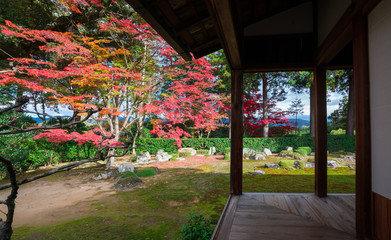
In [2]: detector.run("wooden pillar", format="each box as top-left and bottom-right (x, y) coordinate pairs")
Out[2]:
(230, 69), (243, 195)
(353, 13), (372, 239)
(314, 66), (327, 198)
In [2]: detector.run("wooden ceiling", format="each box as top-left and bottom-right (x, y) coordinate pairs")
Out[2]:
(127, 0), (351, 71)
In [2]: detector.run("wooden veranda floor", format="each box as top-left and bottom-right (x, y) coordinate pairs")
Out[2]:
(212, 193), (356, 240)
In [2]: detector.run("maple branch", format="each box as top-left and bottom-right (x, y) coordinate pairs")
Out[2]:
(0, 96), (30, 115)
(0, 108), (99, 135)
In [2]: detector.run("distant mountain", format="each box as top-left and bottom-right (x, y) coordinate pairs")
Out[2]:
(287, 118), (311, 127)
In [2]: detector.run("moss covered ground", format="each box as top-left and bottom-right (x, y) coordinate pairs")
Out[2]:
(12, 154), (355, 240)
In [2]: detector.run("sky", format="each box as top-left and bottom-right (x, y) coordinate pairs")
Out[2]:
(278, 90), (344, 121)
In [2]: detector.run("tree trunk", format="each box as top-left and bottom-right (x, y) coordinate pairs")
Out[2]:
(262, 75), (269, 138)
(310, 85), (315, 137)
(346, 71), (355, 135)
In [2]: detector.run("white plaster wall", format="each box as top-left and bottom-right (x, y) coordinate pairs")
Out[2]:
(244, 2), (313, 36)
(318, 0), (350, 46)
(369, 0), (391, 199)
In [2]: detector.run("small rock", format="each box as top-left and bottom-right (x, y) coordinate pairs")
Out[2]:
(118, 162), (135, 173)
(136, 152), (151, 164)
(305, 162), (315, 168)
(92, 171), (115, 180)
(310, 152), (315, 156)
(327, 160), (341, 169)
(243, 148), (256, 156)
(178, 148), (197, 156)
(265, 163), (280, 169)
(248, 170), (265, 175)
(263, 148), (272, 156)
(114, 176), (142, 191)
(286, 146), (293, 151)
(343, 156), (355, 162)
(208, 147), (216, 155)
(156, 150), (172, 162)
(250, 154), (265, 160)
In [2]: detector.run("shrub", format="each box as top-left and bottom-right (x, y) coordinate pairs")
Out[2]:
(117, 171), (138, 179)
(136, 168), (158, 177)
(135, 135), (355, 157)
(179, 212), (213, 240)
(279, 160), (295, 170)
(224, 154), (230, 160)
(297, 161), (306, 169)
(297, 147), (311, 156)
(330, 128), (346, 135)
(223, 148), (231, 154)
(295, 148), (308, 157)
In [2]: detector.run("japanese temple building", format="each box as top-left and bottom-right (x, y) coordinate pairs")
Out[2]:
(127, 0), (391, 239)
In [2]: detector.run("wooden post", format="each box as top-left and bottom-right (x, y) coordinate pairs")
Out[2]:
(353, 13), (372, 239)
(230, 69), (243, 195)
(314, 66), (327, 198)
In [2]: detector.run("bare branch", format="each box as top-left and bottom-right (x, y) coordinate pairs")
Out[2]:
(0, 97), (30, 115)
(0, 108), (99, 135)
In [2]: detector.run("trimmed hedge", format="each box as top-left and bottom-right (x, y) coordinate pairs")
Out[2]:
(135, 135), (355, 154)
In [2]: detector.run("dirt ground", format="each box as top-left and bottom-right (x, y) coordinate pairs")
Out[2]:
(0, 166), (116, 227)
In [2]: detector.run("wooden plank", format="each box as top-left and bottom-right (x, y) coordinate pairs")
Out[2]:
(230, 69), (243, 195)
(352, 12), (372, 239)
(212, 194), (239, 240)
(207, 0), (242, 69)
(314, 66), (327, 197)
(372, 192), (391, 240)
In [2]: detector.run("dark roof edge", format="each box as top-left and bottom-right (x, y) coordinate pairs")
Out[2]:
(126, 0), (192, 61)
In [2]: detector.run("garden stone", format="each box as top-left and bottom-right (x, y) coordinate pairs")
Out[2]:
(243, 148), (256, 156)
(156, 150), (172, 162)
(343, 156), (355, 162)
(156, 149), (164, 156)
(92, 171), (114, 180)
(305, 162), (315, 168)
(265, 163), (280, 169)
(286, 146), (293, 151)
(118, 162), (135, 173)
(178, 148), (196, 156)
(250, 154), (265, 160)
(263, 148), (272, 156)
(208, 147), (216, 155)
(248, 170), (265, 175)
(114, 176), (142, 191)
(136, 152), (151, 164)
(327, 160), (341, 169)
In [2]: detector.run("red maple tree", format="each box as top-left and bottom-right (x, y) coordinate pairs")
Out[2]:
(243, 89), (295, 137)
(142, 48), (227, 147)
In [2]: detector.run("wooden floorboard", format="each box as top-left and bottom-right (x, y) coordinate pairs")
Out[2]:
(215, 193), (356, 240)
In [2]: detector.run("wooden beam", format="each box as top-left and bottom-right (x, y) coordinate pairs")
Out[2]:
(316, 0), (382, 66)
(230, 69), (243, 195)
(314, 66), (327, 198)
(126, 0), (192, 60)
(353, 13), (372, 239)
(207, 0), (242, 69)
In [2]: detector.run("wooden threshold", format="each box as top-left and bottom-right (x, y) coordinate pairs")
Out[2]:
(212, 193), (356, 240)
(211, 194), (239, 240)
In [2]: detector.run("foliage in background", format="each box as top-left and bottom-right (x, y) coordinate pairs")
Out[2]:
(135, 135), (355, 154)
